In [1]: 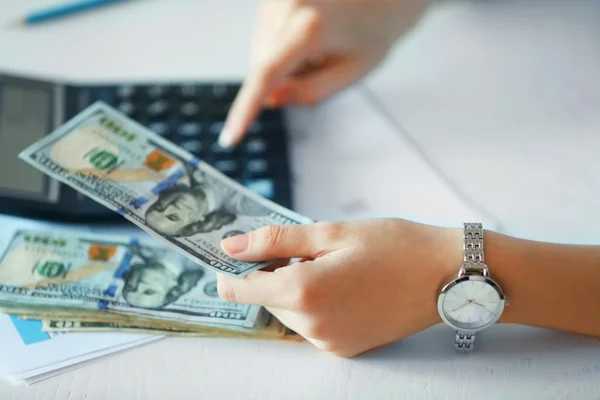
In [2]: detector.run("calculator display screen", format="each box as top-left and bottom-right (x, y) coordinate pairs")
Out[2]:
(0, 84), (50, 196)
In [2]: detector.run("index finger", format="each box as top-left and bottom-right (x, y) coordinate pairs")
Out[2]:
(218, 29), (315, 148)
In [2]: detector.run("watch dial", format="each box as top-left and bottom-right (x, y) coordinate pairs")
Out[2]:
(442, 280), (502, 330)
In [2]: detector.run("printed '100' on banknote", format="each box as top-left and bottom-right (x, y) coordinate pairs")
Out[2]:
(19, 101), (312, 278)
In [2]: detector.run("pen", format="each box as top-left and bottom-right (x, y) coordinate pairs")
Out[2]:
(14, 0), (127, 26)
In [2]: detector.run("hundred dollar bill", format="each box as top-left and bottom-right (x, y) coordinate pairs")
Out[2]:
(41, 316), (303, 342)
(0, 229), (263, 329)
(19, 101), (312, 278)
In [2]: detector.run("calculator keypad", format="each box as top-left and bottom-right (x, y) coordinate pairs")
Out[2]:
(179, 122), (202, 137)
(148, 121), (171, 137)
(70, 82), (294, 209)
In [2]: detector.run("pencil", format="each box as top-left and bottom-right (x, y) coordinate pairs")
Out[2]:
(14, 0), (127, 26)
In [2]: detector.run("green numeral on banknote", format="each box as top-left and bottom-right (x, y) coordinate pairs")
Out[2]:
(89, 149), (119, 170)
(34, 260), (70, 278)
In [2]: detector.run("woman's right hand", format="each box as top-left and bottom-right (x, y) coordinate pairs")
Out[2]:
(218, 0), (427, 148)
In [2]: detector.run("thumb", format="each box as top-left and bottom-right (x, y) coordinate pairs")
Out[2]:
(220, 222), (342, 262)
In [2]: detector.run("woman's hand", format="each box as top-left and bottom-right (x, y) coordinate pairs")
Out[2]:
(218, 0), (427, 147)
(216, 219), (463, 358)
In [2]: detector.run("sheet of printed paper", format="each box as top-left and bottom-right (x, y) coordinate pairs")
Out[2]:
(9, 336), (159, 383)
(0, 313), (160, 377)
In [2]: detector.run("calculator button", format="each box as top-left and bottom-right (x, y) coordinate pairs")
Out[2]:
(209, 122), (225, 136)
(147, 100), (170, 118)
(178, 122), (202, 137)
(179, 84), (212, 99)
(244, 179), (274, 199)
(148, 121), (170, 136)
(212, 142), (235, 155)
(211, 84), (237, 100)
(246, 159), (269, 175)
(212, 84), (227, 98)
(181, 140), (203, 154)
(180, 102), (200, 118)
(180, 84), (199, 98)
(246, 138), (267, 154)
(147, 85), (170, 99)
(214, 160), (239, 175)
(117, 101), (135, 116)
(117, 86), (136, 98)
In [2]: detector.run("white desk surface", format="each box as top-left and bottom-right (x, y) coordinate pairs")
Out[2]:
(1, 1), (599, 399)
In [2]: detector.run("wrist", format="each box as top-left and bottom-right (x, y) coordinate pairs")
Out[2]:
(479, 231), (525, 325)
(433, 227), (526, 325)
(439, 226), (600, 338)
(484, 231), (600, 335)
(433, 225), (514, 326)
(430, 225), (465, 324)
(433, 223), (600, 347)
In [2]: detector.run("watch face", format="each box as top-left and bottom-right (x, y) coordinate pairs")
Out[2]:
(438, 276), (505, 331)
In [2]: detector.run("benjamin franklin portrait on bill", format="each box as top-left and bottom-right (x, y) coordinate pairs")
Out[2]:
(144, 161), (270, 238)
(121, 244), (205, 309)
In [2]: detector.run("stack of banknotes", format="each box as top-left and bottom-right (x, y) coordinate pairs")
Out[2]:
(1, 101), (313, 342)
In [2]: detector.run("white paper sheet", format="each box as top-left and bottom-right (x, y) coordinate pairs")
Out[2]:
(0, 314), (160, 377)
(11, 336), (161, 384)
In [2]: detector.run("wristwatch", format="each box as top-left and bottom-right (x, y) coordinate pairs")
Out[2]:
(437, 223), (509, 352)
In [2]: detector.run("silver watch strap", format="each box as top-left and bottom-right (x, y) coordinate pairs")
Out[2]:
(454, 223), (485, 352)
(455, 330), (476, 352)
(463, 222), (487, 275)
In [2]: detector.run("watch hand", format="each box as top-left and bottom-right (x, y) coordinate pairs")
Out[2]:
(449, 301), (472, 313)
(472, 301), (495, 314)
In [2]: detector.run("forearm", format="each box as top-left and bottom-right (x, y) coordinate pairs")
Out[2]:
(486, 231), (600, 337)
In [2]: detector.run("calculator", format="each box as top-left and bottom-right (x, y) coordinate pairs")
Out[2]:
(0, 73), (294, 221)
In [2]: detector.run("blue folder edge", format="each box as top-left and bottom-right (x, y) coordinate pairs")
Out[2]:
(9, 315), (51, 345)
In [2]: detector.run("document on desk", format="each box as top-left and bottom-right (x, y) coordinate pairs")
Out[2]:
(0, 313), (159, 382)
(19, 101), (312, 278)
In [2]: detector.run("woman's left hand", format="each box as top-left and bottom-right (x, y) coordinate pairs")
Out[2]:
(217, 218), (463, 358)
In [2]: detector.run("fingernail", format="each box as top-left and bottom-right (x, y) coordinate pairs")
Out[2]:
(218, 119), (240, 148)
(218, 130), (234, 149)
(221, 234), (249, 254)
